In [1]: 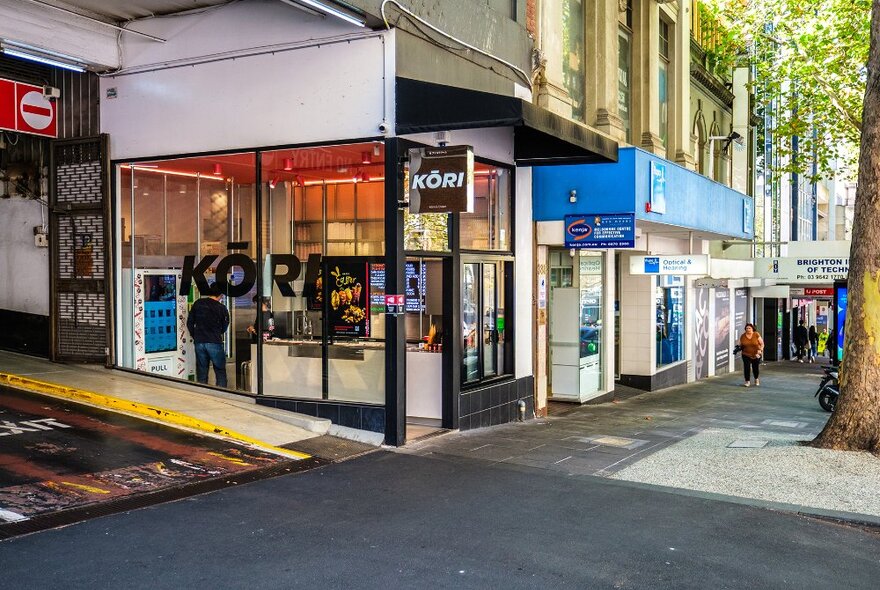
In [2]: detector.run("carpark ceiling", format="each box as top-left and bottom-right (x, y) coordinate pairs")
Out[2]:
(0, 0), (374, 70)
(22, 0), (234, 23)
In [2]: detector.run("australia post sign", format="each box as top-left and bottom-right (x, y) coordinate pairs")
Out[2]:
(408, 145), (474, 214)
(0, 77), (57, 138)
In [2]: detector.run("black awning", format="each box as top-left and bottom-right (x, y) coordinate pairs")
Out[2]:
(395, 78), (618, 165)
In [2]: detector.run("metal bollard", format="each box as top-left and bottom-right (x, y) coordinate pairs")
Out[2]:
(517, 399), (526, 421)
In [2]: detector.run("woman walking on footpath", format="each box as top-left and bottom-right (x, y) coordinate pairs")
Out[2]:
(739, 323), (765, 387)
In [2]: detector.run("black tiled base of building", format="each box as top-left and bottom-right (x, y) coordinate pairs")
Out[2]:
(459, 376), (534, 431)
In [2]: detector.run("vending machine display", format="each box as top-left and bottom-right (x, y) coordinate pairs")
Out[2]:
(144, 274), (177, 354)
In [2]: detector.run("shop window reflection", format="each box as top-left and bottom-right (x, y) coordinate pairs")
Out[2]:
(460, 166), (510, 252)
(462, 260), (508, 385)
(656, 276), (685, 366)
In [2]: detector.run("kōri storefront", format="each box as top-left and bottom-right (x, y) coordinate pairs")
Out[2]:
(97, 3), (619, 444)
(114, 139), (532, 443)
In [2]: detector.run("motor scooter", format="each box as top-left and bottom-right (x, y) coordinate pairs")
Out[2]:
(815, 365), (839, 412)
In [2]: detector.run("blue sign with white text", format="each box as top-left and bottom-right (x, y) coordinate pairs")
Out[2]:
(644, 257), (660, 273)
(564, 213), (636, 249)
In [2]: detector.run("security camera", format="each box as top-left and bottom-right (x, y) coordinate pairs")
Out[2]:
(569, 190), (577, 203)
(42, 85), (60, 100)
(378, 121), (389, 135)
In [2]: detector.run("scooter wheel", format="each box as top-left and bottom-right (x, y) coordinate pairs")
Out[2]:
(819, 390), (836, 412)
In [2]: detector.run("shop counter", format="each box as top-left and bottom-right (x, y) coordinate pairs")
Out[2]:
(405, 349), (443, 420)
(253, 340), (385, 404)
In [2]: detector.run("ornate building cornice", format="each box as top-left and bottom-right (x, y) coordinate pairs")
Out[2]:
(690, 60), (734, 109)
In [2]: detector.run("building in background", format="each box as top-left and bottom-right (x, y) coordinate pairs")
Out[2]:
(529, 0), (757, 414)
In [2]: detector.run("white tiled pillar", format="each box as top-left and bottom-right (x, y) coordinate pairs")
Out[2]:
(619, 252), (656, 377)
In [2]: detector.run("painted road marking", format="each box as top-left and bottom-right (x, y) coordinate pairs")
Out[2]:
(0, 508), (28, 523)
(61, 482), (112, 495)
(207, 452), (252, 466)
(0, 418), (72, 436)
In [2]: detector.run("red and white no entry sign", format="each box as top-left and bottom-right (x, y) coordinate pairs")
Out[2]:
(0, 77), (57, 138)
(19, 90), (54, 132)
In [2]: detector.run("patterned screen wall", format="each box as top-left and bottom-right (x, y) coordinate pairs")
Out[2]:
(50, 136), (109, 362)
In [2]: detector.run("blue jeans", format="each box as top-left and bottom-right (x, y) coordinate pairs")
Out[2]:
(195, 342), (227, 388)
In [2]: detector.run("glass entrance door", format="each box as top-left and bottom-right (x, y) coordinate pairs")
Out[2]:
(462, 259), (507, 384)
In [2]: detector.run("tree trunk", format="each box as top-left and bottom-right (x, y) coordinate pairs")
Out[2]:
(812, 0), (880, 454)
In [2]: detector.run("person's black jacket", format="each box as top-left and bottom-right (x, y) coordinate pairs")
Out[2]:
(808, 326), (819, 345)
(187, 297), (229, 344)
(794, 325), (809, 347)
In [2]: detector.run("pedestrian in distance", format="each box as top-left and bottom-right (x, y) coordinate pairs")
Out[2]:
(808, 325), (819, 363)
(794, 320), (809, 363)
(186, 283), (230, 388)
(818, 327), (830, 357)
(739, 323), (765, 387)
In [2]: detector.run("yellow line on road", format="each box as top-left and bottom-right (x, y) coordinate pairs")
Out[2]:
(61, 482), (112, 495)
(207, 452), (252, 466)
(0, 372), (311, 460)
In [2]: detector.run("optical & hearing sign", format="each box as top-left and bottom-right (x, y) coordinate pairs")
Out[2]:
(408, 145), (474, 214)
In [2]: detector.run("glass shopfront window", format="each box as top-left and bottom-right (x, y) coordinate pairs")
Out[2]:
(656, 275), (685, 366)
(258, 144), (385, 404)
(117, 142), (387, 405)
(461, 164), (511, 251)
(119, 153), (257, 391)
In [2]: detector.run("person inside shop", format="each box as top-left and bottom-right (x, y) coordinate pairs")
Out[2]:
(794, 320), (809, 362)
(187, 283), (230, 388)
(247, 295), (275, 342)
(739, 323), (765, 387)
(808, 325), (819, 363)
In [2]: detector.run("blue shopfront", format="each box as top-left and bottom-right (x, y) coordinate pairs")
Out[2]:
(532, 148), (753, 408)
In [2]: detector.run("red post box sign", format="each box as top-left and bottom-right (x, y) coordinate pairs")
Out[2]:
(0, 77), (57, 138)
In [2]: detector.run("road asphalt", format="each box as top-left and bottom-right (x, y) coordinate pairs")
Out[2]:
(0, 450), (877, 589)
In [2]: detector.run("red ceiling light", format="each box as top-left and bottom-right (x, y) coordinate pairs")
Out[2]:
(283, 158), (294, 171)
(361, 152), (372, 165)
(212, 163), (223, 176)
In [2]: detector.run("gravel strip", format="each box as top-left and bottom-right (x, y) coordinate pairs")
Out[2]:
(610, 428), (880, 517)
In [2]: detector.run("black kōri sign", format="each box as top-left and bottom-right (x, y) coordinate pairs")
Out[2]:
(408, 145), (474, 214)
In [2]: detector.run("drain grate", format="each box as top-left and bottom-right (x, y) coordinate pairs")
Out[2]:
(281, 436), (378, 462)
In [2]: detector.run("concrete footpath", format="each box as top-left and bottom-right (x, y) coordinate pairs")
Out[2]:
(403, 360), (880, 527)
(0, 351), (380, 460)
